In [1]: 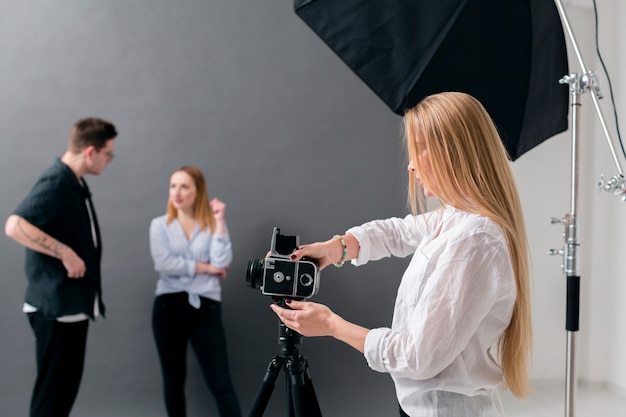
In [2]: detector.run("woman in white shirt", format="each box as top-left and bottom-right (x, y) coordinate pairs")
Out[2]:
(149, 165), (241, 417)
(270, 92), (532, 417)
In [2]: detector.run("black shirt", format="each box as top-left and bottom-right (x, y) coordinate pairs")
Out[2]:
(13, 158), (105, 320)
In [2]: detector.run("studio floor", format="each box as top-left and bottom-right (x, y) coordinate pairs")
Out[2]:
(501, 379), (626, 417)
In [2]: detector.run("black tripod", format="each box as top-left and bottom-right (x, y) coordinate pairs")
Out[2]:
(248, 305), (323, 417)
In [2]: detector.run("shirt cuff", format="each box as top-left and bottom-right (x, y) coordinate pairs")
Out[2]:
(364, 327), (389, 373)
(346, 226), (370, 266)
(213, 234), (230, 243)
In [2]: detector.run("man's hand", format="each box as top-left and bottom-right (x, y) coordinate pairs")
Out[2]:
(61, 247), (86, 278)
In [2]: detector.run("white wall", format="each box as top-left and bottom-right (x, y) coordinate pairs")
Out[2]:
(514, 0), (626, 393)
(587, 0), (626, 392)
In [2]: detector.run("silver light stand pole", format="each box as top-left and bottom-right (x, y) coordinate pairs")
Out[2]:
(551, 2), (626, 417)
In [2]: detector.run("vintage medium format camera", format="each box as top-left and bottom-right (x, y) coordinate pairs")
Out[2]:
(246, 227), (320, 300)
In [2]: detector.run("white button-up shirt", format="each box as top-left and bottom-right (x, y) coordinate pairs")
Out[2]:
(348, 206), (516, 417)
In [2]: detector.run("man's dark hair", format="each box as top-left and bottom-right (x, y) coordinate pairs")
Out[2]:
(69, 118), (117, 153)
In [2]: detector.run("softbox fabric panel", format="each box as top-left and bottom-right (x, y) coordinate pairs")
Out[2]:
(294, 0), (569, 159)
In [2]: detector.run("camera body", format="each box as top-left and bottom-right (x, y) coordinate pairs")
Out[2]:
(247, 227), (320, 300)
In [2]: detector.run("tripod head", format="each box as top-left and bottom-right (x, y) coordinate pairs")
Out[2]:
(273, 297), (304, 352)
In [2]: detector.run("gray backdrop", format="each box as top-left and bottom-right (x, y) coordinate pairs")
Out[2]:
(0, 1), (411, 416)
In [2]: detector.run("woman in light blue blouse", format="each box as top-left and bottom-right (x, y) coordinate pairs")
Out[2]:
(149, 165), (241, 417)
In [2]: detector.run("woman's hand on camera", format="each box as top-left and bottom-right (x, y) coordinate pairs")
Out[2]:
(290, 238), (343, 269)
(270, 299), (336, 337)
(270, 299), (369, 353)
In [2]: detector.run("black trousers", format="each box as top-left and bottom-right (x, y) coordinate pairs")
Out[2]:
(27, 312), (89, 417)
(152, 293), (241, 417)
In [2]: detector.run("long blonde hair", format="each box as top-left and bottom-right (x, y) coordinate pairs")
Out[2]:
(404, 92), (532, 397)
(166, 165), (216, 233)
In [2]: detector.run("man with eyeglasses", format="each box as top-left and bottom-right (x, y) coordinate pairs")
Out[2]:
(4, 117), (118, 417)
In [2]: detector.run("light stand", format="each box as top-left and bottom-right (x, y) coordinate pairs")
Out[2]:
(550, 1), (625, 416)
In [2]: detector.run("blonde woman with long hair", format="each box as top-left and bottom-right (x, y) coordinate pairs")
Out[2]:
(270, 92), (532, 416)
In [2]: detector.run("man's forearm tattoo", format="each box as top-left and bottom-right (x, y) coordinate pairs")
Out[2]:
(17, 218), (66, 259)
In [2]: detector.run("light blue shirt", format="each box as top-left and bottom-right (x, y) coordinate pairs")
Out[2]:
(149, 215), (233, 308)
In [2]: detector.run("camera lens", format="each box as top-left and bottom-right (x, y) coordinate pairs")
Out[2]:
(246, 259), (264, 289)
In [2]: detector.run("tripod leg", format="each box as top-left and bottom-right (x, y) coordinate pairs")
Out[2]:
(286, 356), (322, 417)
(249, 357), (282, 417)
(302, 364), (322, 417)
(285, 370), (296, 417)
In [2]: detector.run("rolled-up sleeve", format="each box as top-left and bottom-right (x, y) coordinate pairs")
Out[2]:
(364, 327), (394, 373)
(209, 232), (232, 268)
